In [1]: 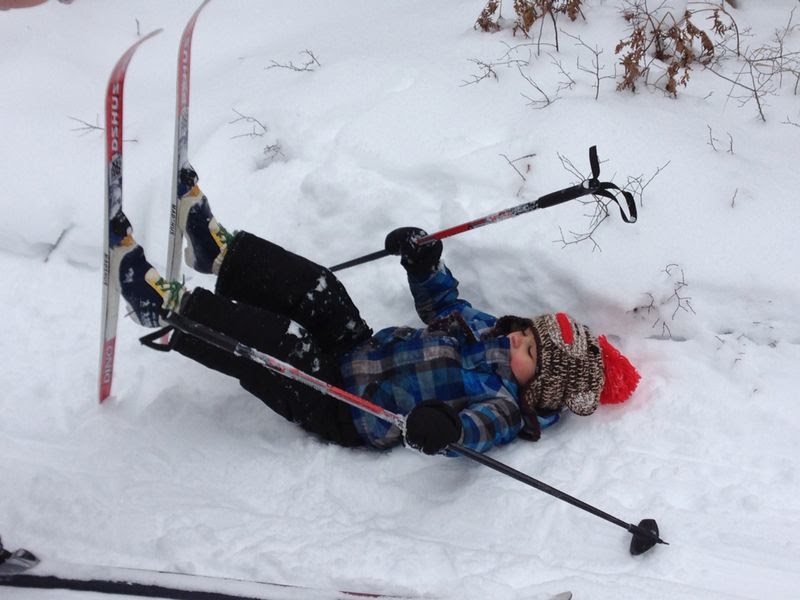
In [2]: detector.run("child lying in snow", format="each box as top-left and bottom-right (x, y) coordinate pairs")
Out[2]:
(111, 166), (640, 455)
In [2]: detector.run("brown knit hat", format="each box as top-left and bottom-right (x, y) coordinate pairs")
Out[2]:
(519, 313), (640, 420)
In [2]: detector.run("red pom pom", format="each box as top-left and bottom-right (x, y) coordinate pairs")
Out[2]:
(598, 335), (640, 405)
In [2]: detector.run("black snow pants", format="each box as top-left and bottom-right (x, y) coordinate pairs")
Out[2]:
(170, 231), (372, 446)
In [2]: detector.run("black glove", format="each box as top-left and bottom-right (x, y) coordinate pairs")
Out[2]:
(384, 227), (443, 278)
(404, 400), (462, 455)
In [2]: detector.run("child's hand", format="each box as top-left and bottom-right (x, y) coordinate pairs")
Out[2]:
(384, 227), (443, 278)
(404, 400), (462, 455)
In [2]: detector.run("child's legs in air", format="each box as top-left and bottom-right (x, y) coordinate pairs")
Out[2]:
(214, 232), (372, 357)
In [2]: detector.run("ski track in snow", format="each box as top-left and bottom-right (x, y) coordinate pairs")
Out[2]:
(1, 1), (799, 599)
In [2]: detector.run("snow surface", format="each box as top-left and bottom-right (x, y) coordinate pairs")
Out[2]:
(2, 1), (800, 599)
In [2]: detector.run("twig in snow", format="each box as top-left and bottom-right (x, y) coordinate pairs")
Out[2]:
(461, 59), (499, 86)
(499, 152), (536, 181)
(44, 224), (73, 263)
(266, 50), (321, 72)
(68, 115), (103, 136)
(229, 109), (268, 138)
(517, 64), (559, 108)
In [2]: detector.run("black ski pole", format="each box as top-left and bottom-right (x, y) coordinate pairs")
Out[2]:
(161, 312), (665, 555)
(329, 146), (636, 272)
(448, 443), (668, 555)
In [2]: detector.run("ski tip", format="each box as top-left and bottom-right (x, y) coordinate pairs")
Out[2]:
(132, 28), (164, 47)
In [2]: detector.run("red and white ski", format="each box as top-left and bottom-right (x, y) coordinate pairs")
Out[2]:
(98, 29), (162, 403)
(165, 0), (212, 283)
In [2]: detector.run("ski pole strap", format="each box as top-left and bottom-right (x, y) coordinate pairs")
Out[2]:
(537, 146), (637, 223)
(591, 181), (637, 223)
(587, 144), (636, 223)
(139, 326), (177, 352)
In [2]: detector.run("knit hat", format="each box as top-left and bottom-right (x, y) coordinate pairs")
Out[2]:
(519, 312), (640, 420)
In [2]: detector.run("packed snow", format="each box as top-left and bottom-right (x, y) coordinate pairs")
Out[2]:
(1, 1), (799, 599)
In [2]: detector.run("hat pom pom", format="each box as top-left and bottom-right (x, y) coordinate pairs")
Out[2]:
(598, 335), (640, 405)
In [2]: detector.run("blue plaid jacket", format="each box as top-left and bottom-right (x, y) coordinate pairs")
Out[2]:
(339, 263), (525, 452)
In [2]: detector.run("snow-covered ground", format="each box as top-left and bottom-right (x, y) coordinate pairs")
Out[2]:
(1, 1), (799, 598)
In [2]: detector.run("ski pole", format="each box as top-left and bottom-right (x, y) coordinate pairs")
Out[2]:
(161, 312), (405, 430)
(329, 146), (637, 273)
(161, 311), (666, 555)
(447, 444), (667, 555)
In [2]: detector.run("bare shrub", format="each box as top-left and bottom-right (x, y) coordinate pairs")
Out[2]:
(476, 0), (503, 33)
(475, 0), (585, 52)
(631, 264), (696, 339)
(705, 8), (800, 121)
(615, 1), (738, 96)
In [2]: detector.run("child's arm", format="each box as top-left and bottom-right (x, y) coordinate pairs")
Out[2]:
(386, 227), (473, 324)
(407, 264), (470, 324)
(408, 264), (501, 334)
(454, 395), (523, 454)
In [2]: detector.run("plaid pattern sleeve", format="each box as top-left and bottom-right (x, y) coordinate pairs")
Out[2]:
(408, 263), (470, 324)
(454, 393), (523, 454)
(409, 264), (498, 336)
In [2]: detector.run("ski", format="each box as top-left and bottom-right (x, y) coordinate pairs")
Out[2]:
(0, 545), (411, 600)
(0, 541), (569, 600)
(98, 28), (162, 403)
(165, 0), (212, 284)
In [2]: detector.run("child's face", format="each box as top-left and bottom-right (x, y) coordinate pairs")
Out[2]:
(507, 328), (538, 385)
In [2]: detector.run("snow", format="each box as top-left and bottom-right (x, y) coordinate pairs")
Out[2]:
(1, 1), (799, 599)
